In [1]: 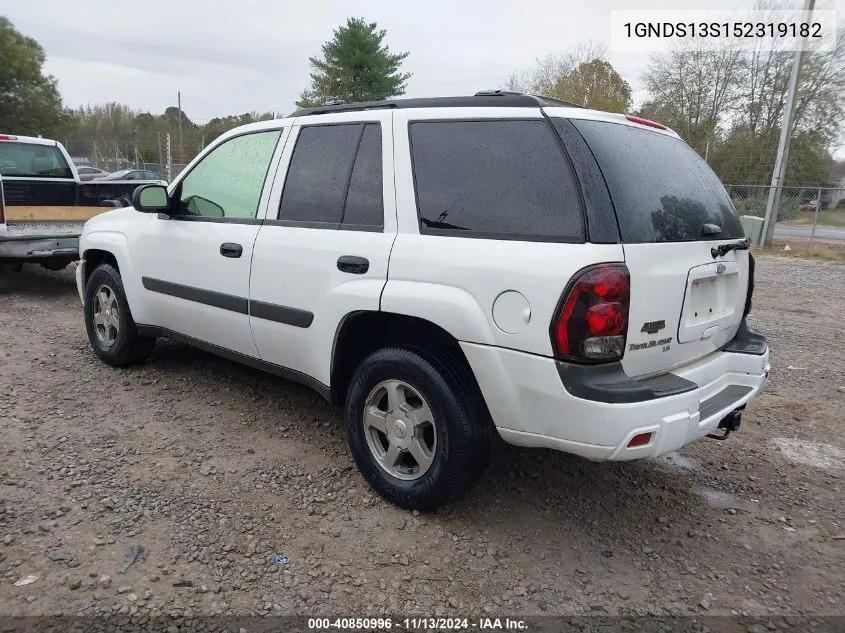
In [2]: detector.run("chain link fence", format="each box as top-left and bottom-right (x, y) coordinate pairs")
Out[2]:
(72, 155), (187, 182)
(725, 184), (845, 245)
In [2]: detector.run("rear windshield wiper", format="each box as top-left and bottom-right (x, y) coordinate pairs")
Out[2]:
(711, 237), (751, 259)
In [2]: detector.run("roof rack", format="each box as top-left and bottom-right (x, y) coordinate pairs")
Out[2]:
(287, 91), (584, 117)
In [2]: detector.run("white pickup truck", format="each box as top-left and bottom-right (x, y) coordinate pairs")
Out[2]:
(0, 134), (162, 270)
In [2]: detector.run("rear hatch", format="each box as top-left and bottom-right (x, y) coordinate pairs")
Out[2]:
(568, 117), (749, 378)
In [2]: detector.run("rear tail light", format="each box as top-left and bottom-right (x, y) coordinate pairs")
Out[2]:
(0, 178), (4, 225)
(551, 263), (630, 363)
(0, 135), (17, 141)
(625, 115), (666, 130)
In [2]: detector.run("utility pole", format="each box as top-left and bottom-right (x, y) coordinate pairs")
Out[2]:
(166, 133), (172, 182)
(177, 91), (183, 166)
(760, 0), (815, 247)
(156, 132), (165, 176)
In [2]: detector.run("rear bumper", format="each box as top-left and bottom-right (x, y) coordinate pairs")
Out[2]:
(461, 327), (769, 461)
(0, 233), (80, 261)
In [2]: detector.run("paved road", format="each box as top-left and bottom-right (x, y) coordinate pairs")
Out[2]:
(775, 222), (845, 240)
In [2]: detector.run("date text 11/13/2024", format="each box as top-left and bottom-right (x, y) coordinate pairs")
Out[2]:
(307, 617), (528, 630)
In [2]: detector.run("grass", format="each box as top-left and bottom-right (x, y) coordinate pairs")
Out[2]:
(752, 239), (845, 262)
(784, 209), (845, 228)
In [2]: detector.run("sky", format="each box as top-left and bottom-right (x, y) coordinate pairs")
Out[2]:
(3, 0), (843, 156)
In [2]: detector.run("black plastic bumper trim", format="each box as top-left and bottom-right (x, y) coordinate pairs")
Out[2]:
(699, 385), (752, 420)
(722, 318), (768, 356)
(556, 361), (697, 404)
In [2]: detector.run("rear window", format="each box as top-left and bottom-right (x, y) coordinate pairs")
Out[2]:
(409, 120), (584, 241)
(0, 142), (73, 179)
(568, 119), (744, 242)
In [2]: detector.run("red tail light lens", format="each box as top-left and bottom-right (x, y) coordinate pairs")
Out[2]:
(585, 302), (625, 335)
(0, 179), (4, 225)
(552, 264), (630, 362)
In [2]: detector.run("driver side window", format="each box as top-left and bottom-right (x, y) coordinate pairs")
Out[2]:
(176, 130), (281, 219)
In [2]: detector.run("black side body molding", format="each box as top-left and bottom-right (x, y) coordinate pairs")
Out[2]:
(250, 300), (314, 328)
(142, 277), (248, 314)
(141, 276), (314, 328)
(135, 324), (331, 402)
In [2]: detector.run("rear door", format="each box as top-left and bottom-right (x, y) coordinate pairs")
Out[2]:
(559, 115), (749, 378)
(249, 112), (396, 387)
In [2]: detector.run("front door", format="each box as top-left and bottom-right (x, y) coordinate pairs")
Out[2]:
(135, 128), (285, 357)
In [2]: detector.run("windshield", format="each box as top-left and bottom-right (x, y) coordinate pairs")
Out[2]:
(0, 142), (74, 179)
(566, 119), (745, 243)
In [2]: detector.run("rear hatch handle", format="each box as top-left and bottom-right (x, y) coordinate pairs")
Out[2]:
(711, 237), (751, 259)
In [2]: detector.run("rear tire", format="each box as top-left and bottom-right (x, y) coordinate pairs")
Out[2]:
(84, 263), (155, 366)
(345, 346), (492, 511)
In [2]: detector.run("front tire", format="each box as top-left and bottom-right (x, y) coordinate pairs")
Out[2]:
(345, 346), (492, 511)
(84, 263), (155, 366)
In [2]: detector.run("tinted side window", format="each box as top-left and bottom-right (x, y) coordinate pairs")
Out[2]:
(409, 120), (584, 241)
(570, 119), (744, 242)
(278, 124), (361, 225)
(177, 130), (281, 219)
(342, 124), (383, 229)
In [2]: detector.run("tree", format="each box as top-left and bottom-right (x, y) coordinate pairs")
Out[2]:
(639, 0), (845, 188)
(297, 18), (411, 107)
(0, 18), (67, 136)
(504, 42), (606, 96)
(202, 112), (275, 145)
(640, 47), (743, 154)
(549, 59), (631, 112)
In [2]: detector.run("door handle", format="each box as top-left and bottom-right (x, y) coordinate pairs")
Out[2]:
(220, 242), (243, 258)
(337, 255), (369, 274)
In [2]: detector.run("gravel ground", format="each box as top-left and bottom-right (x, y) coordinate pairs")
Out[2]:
(0, 256), (843, 623)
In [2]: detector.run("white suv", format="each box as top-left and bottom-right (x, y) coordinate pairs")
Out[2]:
(76, 92), (769, 510)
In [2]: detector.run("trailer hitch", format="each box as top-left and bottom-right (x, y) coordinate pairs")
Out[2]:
(707, 409), (742, 441)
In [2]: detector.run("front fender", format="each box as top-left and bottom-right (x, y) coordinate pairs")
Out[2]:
(81, 231), (149, 324)
(379, 280), (495, 345)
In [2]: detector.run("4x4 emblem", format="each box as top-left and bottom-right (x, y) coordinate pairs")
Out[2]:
(641, 320), (666, 335)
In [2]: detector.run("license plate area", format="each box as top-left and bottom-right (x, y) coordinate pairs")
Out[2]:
(678, 262), (740, 343)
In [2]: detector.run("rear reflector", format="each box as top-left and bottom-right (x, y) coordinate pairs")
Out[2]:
(624, 115), (666, 130)
(628, 432), (653, 447)
(0, 135), (17, 141)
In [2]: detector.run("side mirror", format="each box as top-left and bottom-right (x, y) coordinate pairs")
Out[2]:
(131, 184), (169, 213)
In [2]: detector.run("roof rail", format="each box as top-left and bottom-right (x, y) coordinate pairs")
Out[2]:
(287, 92), (585, 117)
(288, 100), (400, 117)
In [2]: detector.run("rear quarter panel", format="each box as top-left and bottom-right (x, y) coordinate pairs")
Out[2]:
(387, 108), (625, 354)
